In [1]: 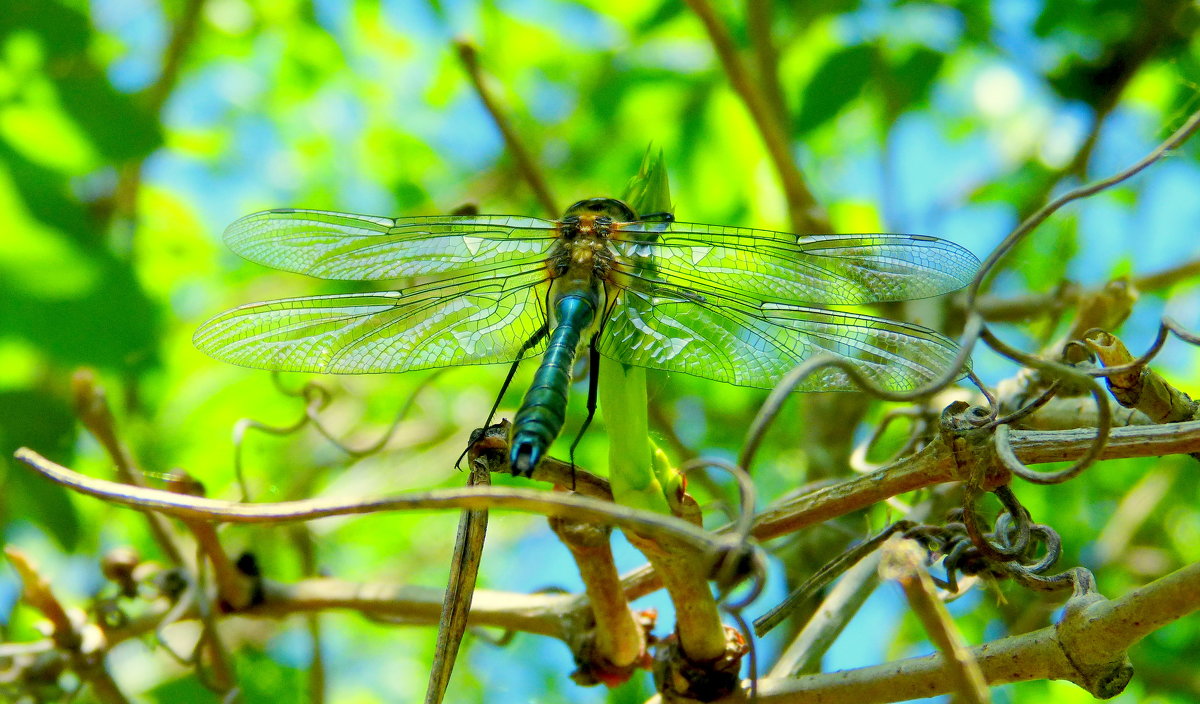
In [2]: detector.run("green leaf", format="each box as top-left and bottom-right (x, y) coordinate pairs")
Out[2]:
(887, 47), (944, 116)
(0, 0), (89, 56)
(0, 144), (161, 371)
(57, 69), (163, 163)
(0, 390), (81, 549)
(795, 45), (874, 134)
(0, 0), (162, 163)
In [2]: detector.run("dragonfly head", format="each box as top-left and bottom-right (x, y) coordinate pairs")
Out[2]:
(563, 197), (637, 223)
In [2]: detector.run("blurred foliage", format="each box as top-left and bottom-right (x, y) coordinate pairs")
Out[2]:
(1, 0), (1199, 702)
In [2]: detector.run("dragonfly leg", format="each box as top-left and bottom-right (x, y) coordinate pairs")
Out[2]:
(567, 334), (602, 491)
(455, 322), (550, 469)
(485, 323), (550, 427)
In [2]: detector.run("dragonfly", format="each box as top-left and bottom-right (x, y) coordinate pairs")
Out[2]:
(194, 197), (978, 476)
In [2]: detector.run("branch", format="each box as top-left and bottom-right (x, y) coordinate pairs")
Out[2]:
(751, 419), (1200, 541)
(974, 259), (1200, 322)
(18, 412), (1200, 688)
(251, 577), (579, 639)
(617, 418), (1200, 602)
(550, 515), (651, 684)
(71, 370), (184, 564)
(704, 560), (1200, 703)
(684, 0), (828, 232)
(880, 538), (989, 704)
(13, 448), (722, 556)
(455, 40), (558, 216)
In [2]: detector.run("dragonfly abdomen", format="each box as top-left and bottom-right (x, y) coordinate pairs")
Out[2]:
(510, 292), (598, 477)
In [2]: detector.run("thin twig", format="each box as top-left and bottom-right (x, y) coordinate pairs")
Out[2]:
(183, 520), (256, 610)
(253, 578), (579, 639)
(880, 537), (990, 704)
(455, 40), (558, 216)
(967, 106), (1200, 307)
(767, 550), (881, 677)
(5, 548), (132, 704)
(754, 523), (910, 637)
(974, 258), (1200, 322)
(14, 448), (722, 555)
(146, 0), (207, 113)
(113, 0), (208, 244)
(189, 548), (237, 694)
(745, 0), (788, 129)
(684, 0), (828, 232)
(289, 526), (326, 704)
(71, 370), (184, 564)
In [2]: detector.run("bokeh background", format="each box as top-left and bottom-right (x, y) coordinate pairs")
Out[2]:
(1, 0), (1199, 702)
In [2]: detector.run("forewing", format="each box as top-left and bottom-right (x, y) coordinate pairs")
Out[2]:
(598, 289), (962, 391)
(224, 209), (559, 280)
(614, 221), (979, 305)
(193, 271), (549, 374)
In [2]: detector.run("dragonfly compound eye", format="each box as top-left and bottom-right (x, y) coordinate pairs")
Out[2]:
(564, 197), (637, 222)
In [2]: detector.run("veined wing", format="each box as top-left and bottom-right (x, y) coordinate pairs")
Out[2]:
(193, 269), (550, 374)
(613, 221), (978, 305)
(225, 209), (560, 280)
(598, 287), (962, 392)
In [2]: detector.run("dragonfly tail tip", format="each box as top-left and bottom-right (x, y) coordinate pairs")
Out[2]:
(510, 441), (540, 478)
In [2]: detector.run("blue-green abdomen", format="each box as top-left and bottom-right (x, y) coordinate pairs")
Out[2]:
(510, 293), (598, 476)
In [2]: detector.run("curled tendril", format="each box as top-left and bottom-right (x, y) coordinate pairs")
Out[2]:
(1165, 317), (1200, 345)
(982, 328), (1112, 484)
(1060, 338), (1098, 365)
(986, 380), (1061, 429)
(741, 314), (983, 472)
(677, 457), (756, 550)
(676, 457), (767, 612)
(722, 608), (758, 701)
(967, 371), (999, 423)
(911, 509), (1067, 595)
(849, 407), (931, 474)
(1081, 322), (1167, 377)
(1076, 317), (1200, 380)
(965, 108), (1200, 310)
(231, 371), (442, 500)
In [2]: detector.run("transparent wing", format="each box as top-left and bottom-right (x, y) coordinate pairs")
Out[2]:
(224, 209), (560, 280)
(612, 221), (979, 305)
(193, 270), (550, 374)
(598, 288), (962, 391)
